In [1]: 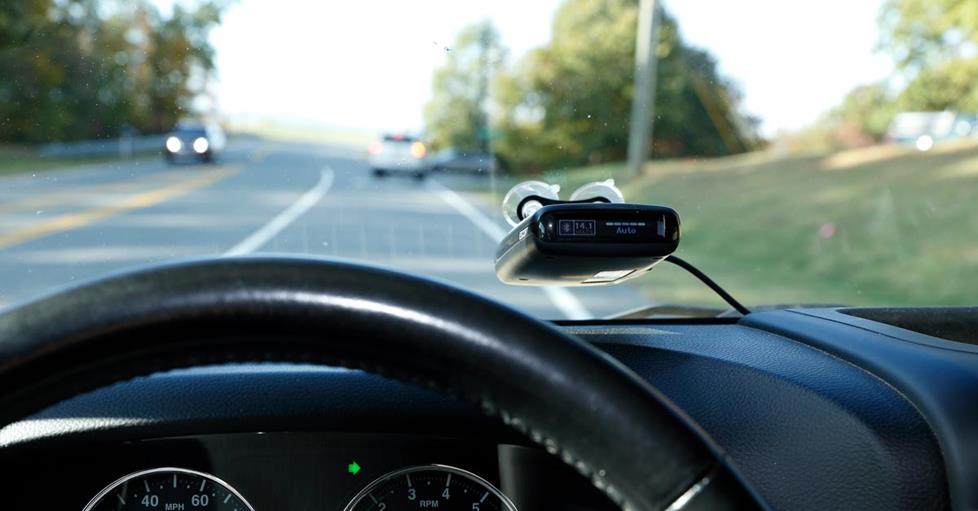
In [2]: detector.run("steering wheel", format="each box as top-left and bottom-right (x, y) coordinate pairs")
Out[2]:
(0, 257), (764, 510)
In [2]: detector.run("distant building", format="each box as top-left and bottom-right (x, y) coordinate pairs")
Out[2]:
(887, 111), (978, 151)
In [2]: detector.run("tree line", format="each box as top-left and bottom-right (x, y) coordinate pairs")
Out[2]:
(0, 0), (225, 144)
(794, 0), (978, 150)
(423, 0), (761, 174)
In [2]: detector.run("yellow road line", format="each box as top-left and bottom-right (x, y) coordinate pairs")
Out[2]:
(0, 168), (188, 215)
(0, 147), (269, 215)
(0, 164), (242, 251)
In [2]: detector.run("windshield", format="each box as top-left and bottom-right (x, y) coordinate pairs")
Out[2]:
(1, 0), (974, 318)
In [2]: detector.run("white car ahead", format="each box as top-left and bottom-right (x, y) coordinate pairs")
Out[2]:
(367, 134), (428, 179)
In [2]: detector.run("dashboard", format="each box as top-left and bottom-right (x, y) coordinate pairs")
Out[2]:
(2, 309), (977, 511)
(6, 431), (614, 510)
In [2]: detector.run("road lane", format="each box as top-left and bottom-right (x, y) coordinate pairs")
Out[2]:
(426, 178), (592, 319)
(0, 141), (316, 304)
(232, 151), (647, 317)
(0, 164), (242, 250)
(224, 167), (334, 256)
(238, 155), (566, 315)
(0, 140), (649, 318)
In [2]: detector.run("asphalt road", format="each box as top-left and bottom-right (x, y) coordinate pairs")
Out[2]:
(0, 139), (646, 318)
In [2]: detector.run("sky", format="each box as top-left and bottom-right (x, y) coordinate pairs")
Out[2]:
(165, 0), (894, 137)
(666, 0), (892, 136)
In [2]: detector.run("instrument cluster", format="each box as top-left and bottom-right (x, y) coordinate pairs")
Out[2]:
(9, 432), (617, 511)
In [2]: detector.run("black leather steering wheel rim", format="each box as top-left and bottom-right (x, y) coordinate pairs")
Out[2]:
(0, 257), (763, 510)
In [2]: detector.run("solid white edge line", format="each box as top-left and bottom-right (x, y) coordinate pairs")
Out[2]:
(224, 166), (335, 256)
(428, 180), (508, 240)
(426, 179), (592, 320)
(541, 287), (592, 321)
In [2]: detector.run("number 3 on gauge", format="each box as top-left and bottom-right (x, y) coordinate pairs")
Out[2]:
(343, 464), (518, 511)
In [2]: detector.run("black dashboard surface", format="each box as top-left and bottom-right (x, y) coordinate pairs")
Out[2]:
(1, 314), (972, 511)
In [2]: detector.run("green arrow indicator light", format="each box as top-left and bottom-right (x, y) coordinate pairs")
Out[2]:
(348, 461), (361, 475)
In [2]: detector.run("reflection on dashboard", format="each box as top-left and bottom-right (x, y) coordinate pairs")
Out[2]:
(82, 467), (255, 511)
(344, 465), (518, 511)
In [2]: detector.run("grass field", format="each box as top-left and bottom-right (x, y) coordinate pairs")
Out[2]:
(0, 146), (155, 177)
(491, 141), (978, 308)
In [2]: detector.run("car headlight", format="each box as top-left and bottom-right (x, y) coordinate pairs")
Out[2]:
(193, 137), (209, 154)
(165, 136), (182, 153)
(915, 135), (934, 151)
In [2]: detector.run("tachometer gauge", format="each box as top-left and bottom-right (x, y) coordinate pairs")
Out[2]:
(344, 465), (518, 511)
(82, 467), (254, 511)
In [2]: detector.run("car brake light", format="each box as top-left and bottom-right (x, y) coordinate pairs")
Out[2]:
(410, 142), (426, 159)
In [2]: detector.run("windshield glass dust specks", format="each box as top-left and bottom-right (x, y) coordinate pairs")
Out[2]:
(0, 0), (975, 316)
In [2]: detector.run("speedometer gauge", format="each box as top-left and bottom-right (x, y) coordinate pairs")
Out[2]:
(82, 467), (255, 511)
(344, 465), (518, 511)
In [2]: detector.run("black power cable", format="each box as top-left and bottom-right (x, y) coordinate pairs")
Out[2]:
(665, 255), (751, 316)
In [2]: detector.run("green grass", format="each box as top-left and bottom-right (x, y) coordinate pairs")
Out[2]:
(492, 142), (978, 307)
(0, 146), (155, 177)
(637, 143), (978, 307)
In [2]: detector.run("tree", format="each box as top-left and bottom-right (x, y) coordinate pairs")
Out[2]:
(0, 1), (50, 50)
(793, 0), (978, 151)
(423, 21), (504, 153)
(833, 83), (898, 142)
(0, 0), (227, 143)
(897, 57), (978, 111)
(879, 0), (978, 71)
(492, 0), (754, 172)
(876, 0), (978, 114)
(140, 2), (225, 133)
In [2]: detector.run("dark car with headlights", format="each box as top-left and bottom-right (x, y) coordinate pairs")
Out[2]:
(163, 121), (226, 163)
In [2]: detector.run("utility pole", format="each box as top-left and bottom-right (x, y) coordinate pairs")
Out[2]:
(476, 22), (492, 155)
(627, 0), (660, 178)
